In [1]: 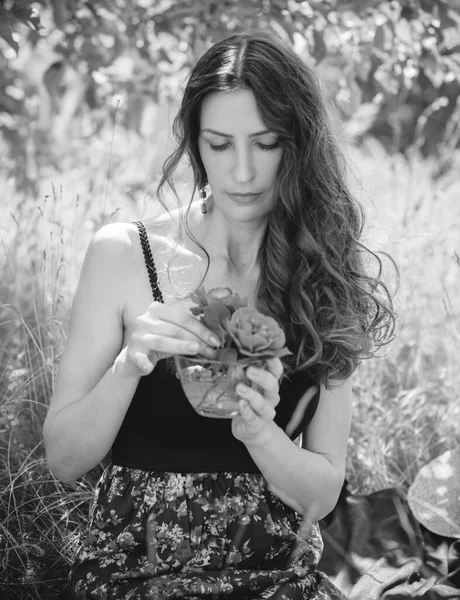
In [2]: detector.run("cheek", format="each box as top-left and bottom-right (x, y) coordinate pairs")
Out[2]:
(200, 149), (223, 181)
(260, 152), (282, 183)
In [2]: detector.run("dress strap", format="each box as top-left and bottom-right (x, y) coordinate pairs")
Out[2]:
(133, 221), (164, 303)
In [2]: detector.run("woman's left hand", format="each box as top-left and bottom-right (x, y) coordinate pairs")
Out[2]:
(231, 357), (283, 445)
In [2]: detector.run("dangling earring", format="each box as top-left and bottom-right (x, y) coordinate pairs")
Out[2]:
(200, 185), (208, 214)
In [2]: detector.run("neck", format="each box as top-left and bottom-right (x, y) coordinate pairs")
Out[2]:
(201, 197), (267, 274)
(216, 230), (263, 272)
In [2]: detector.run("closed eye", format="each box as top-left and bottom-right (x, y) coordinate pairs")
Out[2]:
(209, 142), (280, 152)
(210, 143), (231, 152)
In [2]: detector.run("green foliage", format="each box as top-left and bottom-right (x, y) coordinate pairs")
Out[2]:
(0, 0), (459, 187)
(0, 0), (42, 53)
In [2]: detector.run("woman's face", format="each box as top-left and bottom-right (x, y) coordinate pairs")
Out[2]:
(198, 89), (283, 221)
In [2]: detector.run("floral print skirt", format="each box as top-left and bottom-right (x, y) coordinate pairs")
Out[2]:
(70, 465), (346, 599)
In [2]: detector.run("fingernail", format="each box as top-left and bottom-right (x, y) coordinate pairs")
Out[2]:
(209, 335), (221, 347)
(186, 342), (200, 353)
(205, 347), (217, 357)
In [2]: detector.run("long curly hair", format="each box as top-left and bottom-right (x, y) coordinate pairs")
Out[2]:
(156, 30), (397, 385)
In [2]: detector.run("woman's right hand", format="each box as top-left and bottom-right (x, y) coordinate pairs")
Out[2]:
(116, 301), (222, 377)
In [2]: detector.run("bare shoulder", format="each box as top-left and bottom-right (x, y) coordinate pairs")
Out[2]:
(72, 223), (137, 320)
(89, 221), (139, 255)
(86, 220), (162, 274)
(142, 201), (203, 258)
(81, 211), (201, 319)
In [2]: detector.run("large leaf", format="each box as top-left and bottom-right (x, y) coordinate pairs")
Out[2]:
(312, 28), (327, 63)
(0, 10), (19, 53)
(0, 0), (42, 54)
(7, 0), (42, 30)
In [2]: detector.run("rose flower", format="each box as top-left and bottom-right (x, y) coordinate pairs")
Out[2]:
(189, 287), (291, 363)
(223, 307), (290, 359)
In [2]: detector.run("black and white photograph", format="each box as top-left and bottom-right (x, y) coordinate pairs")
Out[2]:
(1, 1), (459, 599)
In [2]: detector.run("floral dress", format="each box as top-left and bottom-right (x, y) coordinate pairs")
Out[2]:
(69, 466), (346, 599)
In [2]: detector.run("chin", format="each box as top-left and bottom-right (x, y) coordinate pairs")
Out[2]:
(228, 205), (272, 222)
(215, 195), (274, 219)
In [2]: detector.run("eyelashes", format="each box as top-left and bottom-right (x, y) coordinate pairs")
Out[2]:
(209, 142), (280, 152)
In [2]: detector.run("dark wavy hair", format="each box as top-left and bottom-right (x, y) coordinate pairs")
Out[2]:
(156, 30), (397, 385)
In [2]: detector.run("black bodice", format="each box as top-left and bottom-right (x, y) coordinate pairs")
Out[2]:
(111, 221), (319, 473)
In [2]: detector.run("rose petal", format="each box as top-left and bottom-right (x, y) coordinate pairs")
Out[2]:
(208, 287), (233, 299)
(224, 307), (288, 357)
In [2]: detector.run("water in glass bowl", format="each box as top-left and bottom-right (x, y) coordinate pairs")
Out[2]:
(174, 355), (259, 418)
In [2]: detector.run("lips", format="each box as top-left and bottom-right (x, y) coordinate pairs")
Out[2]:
(229, 192), (261, 196)
(227, 192), (262, 202)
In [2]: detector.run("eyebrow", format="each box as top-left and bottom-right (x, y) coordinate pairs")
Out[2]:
(201, 128), (272, 138)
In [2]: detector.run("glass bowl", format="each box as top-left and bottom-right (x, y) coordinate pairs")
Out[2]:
(174, 354), (262, 418)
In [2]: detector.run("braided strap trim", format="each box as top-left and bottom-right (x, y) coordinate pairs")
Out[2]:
(133, 221), (164, 303)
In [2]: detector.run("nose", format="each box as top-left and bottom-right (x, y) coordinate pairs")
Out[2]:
(232, 145), (255, 184)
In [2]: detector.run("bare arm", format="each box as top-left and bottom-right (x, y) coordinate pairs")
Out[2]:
(42, 224), (141, 482)
(244, 377), (353, 521)
(43, 222), (220, 483)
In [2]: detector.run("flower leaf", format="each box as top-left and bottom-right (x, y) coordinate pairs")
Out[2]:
(216, 347), (238, 364)
(202, 302), (231, 331)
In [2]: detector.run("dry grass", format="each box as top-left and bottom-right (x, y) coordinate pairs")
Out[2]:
(346, 139), (460, 494)
(0, 132), (459, 598)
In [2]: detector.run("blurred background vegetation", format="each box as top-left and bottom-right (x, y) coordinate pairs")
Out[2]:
(0, 1), (459, 598)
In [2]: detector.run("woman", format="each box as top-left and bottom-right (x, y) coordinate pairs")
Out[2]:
(44, 31), (395, 599)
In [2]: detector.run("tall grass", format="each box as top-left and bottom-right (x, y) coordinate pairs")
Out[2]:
(0, 132), (459, 598)
(346, 139), (460, 494)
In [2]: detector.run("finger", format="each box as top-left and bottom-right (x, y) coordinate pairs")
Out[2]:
(140, 333), (202, 357)
(248, 394), (276, 420)
(237, 384), (277, 420)
(139, 322), (219, 358)
(147, 303), (221, 348)
(133, 351), (155, 375)
(265, 357), (284, 381)
(238, 398), (255, 420)
(245, 366), (279, 405)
